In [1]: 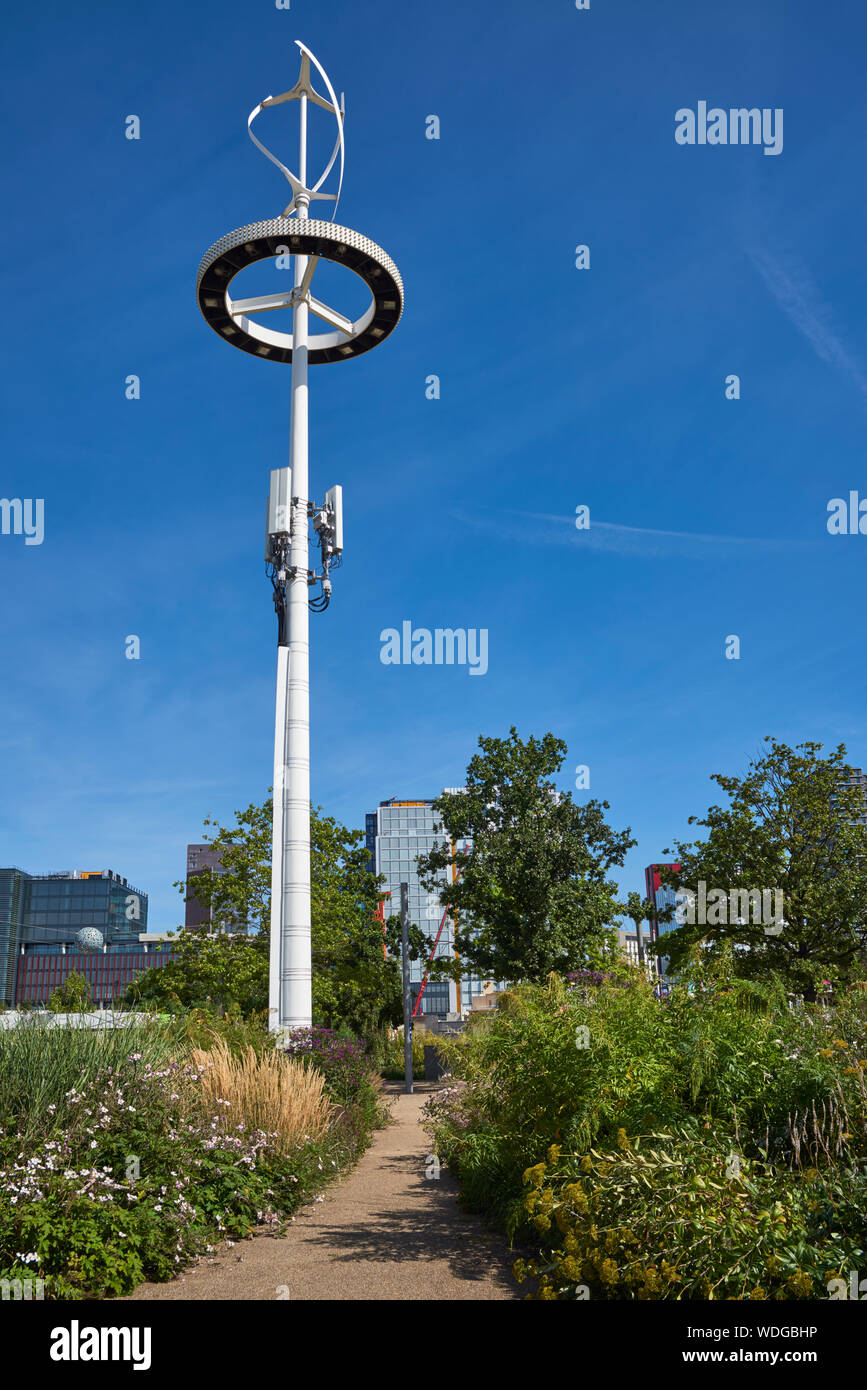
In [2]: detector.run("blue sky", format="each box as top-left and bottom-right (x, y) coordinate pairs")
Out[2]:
(2, 0), (866, 931)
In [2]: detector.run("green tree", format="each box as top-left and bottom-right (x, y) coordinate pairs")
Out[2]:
(48, 970), (92, 1014)
(621, 892), (654, 969)
(128, 795), (416, 1033)
(127, 930), (268, 1016)
(657, 737), (867, 998)
(417, 728), (635, 983)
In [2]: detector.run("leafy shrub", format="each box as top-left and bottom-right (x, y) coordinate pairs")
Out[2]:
(0, 1014), (391, 1298)
(424, 959), (867, 1298)
(0, 1056), (303, 1298)
(512, 1128), (866, 1300)
(283, 1027), (389, 1156)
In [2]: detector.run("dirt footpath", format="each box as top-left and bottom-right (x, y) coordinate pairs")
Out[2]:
(123, 1083), (522, 1301)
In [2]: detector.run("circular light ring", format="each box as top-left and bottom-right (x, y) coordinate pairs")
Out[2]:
(196, 218), (403, 365)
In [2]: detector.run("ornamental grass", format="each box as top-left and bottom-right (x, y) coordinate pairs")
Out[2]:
(190, 1039), (332, 1152)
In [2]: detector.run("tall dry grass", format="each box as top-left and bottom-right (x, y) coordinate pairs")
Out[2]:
(191, 1039), (332, 1151)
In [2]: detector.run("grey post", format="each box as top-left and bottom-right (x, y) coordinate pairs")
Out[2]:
(401, 881), (413, 1095)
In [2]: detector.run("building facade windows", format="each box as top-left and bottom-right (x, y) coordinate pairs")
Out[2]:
(366, 796), (506, 1018)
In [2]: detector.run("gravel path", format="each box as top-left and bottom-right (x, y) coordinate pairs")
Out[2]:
(122, 1083), (522, 1301)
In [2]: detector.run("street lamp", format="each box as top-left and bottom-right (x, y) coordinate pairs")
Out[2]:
(196, 40), (403, 1034)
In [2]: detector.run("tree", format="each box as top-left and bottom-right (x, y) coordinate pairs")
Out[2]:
(128, 795), (414, 1033)
(657, 738), (867, 998)
(416, 728), (635, 983)
(621, 892), (652, 970)
(48, 970), (92, 1014)
(618, 891), (675, 971)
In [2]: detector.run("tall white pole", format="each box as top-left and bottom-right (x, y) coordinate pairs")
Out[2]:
(197, 44), (403, 1032)
(281, 90), (313, 1030)
(268, 643), (288, 1028)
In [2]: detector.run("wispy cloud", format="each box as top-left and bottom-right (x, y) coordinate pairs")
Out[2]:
(746, 244), (867, 398)
(456, 509), (811, 559)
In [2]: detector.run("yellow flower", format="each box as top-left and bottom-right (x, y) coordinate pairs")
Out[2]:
(534, 1213), (552, 1233)
(523, 1162), (547, 1189)
(524, 1191), (539, 1215)
(818, 1049), (833, 1059)
(538, 1189), (554, 1214)
(547, 1143), (561, 1166)
(512, 1259), (527, 1284)
(536, 1280), (558, 1301)
(844, 1067), (859, 1076)
(563, 1231), (580, 1254)
(749, 1286), (767, 1300)
(786, 1270), (813, 1298)
(563, 1183), (589, 1214)
(833, 1039), (849, 1049)
(600, 1258), (619, 1285)
(580, 1155), (592, 1173)
(616, 1128), (631, 1151)
(558, 1255), (583, 1283)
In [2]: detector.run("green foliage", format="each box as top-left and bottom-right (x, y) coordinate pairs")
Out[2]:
(282, 1028), (389, 1155)
(181, 1006), (277, 1058)
(373, 1027), (436, 1080)
(514, 1128), (865, 1301)
(425, 956), (867, 1298)
(47, 971), (93, 1014)
(0, 1018), (389, 1298)
(0, 1014), (184, 1148)
(417, 728), (635, 983)
(127, 931), (269, 1016)
(619, 892), (673, 969)
(658, 737), (867, 997)
(128, 794), (407, 1033)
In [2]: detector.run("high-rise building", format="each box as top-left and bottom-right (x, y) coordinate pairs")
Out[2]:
(644, 862), (681, 981)
(644, 864), (680, 941)
(184, 843), (227, 929)
(0, 866), (168, 1006)
(365, 795), (503, 1017)
(833, 768), (867, 826)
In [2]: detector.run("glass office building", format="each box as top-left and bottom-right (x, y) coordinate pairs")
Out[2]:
(365, 796), (503, 1017)
(0, 867), (151, 1005)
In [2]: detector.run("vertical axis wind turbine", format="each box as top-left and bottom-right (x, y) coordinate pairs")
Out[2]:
(196, 41), (404, 1033)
